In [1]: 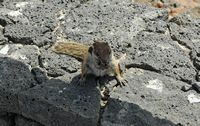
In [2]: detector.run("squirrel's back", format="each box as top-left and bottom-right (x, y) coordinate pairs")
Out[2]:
(52, 39), (89, 60)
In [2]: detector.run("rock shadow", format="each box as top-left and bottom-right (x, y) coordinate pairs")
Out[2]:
(101, 98), (179, 126)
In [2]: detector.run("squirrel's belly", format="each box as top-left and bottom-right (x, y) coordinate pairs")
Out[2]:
(89, 64), (107, 77)
(93, 68), (107, 77)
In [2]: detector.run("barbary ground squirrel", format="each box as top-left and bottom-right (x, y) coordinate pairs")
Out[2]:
(51, 39), (127, 86)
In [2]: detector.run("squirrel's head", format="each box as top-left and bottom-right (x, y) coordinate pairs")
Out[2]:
(88, 39), (112, 69)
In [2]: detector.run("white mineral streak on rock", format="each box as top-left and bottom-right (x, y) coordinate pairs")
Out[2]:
(15, 2), (29, 8)
(188, 93), (200, 103)
(0, 45), (9, 54)
(8, 10), (22, 17)
(58, 10), (66, 20)
(19, 55), (28, 60)
(157, 44), (173, 50)
(146, 79), (163, 92)
(10, 52), (27, 60)
(58, 90), (63, 93)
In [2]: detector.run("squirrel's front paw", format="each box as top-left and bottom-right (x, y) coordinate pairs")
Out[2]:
(116, 76), (127, 87)
(118, 79), (128, 87)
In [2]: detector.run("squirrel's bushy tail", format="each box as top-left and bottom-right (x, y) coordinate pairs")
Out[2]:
(52, 39), (89, 61)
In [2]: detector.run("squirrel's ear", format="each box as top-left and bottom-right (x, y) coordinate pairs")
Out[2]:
(105, 42), (111, 47)
(88, 46), (93, 54)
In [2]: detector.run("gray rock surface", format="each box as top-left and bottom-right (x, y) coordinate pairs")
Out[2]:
(0, 117), (9, 126)
(0, 33), (7, 44)
(39, 48), (81, 77)
(192, 82), (200, 93)
(0, 113), (15, 126)
(0, 0), (200, 126)
(0, 57), (36, 113)
(18, 75), (100, 126)
(128, 32), (196, 83)
(4, 24), (55, 46)
(31, 67), (49, 84)
(168, 13), (200, 71)
(0, 25), (7, 44)
(15, 115), (43, 126)
(0, 44), (40, 68)
(101, 68), (200, 126)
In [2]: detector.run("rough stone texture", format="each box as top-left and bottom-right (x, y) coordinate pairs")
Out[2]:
(128, 32), (196, 83)
(0, 112), (7, 116)
(39, 48), (81, 77)
(101, 68), (200, 126)
(0, 33), (7, 45)
(15, 115), (43, 126)
(0, 25), (7, 44)
(0, 56), (100, 126)
(168, 13), (200, 70)
(0, 44), (40, 68)
(60, 0), (168, 47)
(58, 0), (195, 83)
(31, 67), (49, 84)
(1, 1), (57, 46)
(192, 82), (200, 93)
(0, 113), (43, 126)
(18, 75), (100, 126)
(0, 117), (9, 126)
(0, 0), (200, 126)
(0, 113), (15, 126)
(0, 57), (36, 113)
(4, 24), (55, 46)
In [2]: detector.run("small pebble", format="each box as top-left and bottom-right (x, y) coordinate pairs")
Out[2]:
(188, 93), (200, 103)
(58, 90), (63, 93)
(181, 85), (192, 92)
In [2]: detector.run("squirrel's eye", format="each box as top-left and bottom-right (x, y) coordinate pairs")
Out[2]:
(104, 63), (107, 66)
(97, 60), (101, 65)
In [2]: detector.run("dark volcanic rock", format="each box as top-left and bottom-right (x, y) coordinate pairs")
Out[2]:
(147, 20), (168, 33)
(169, 13), (200, 71)
(0, 33), (7, 45)
(192, 82), (200, 93)
(0, 112), (7, 116)
(102, 99), (176, 126)
(169, 22), (200, 52)
(0, 24), (7, 45)
(39, 48), (81, 77)
(4, 24), (55, 46)
(0, 57), (36, 113)
(0, 113), (15, 126)
(31, 67), (49, 84)
(128, 32), (196, 83)
(60, 0), (168, 46)
(0, 44), (40, 67)
(56, 0), (195, 83)
(0, 8), (18, 26)
(0, 0), (200, 125)
(0, 117), (9, 126)
(15, 115), (43, 126)
(0, 26), (7, 44)
(18, 75), (100, 126)
(1, 1), (57, 46)
(101, 68), (200, 126)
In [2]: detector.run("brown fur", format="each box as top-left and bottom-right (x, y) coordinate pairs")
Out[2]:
(52, 39), (89, 60)
(93, 41), (111, 61)
(52, 39), (126, 86)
